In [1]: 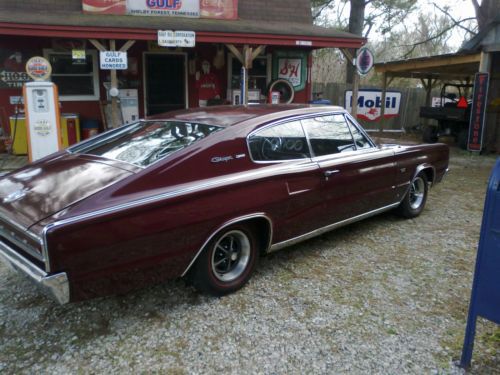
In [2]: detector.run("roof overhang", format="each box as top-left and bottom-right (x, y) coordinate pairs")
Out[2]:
(0, 10), (365, 49)
(374, 52), (481, 81)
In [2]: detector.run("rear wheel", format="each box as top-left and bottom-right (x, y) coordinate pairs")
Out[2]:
(191, 224), (259, 296)
(396, 172), (428, 218)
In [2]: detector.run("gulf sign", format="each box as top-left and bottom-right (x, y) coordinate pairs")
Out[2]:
(345, 90), (401, 122)
(128, 0), (199, 17)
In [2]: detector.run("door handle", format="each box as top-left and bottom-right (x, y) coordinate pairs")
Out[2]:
(324, 169), (340, 179)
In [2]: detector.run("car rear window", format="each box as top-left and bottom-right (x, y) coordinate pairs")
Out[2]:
(69, 120), (222, 167)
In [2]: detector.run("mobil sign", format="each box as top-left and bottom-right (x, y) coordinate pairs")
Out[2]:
(345, 89), (401, 122)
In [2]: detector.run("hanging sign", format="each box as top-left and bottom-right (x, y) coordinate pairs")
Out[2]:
(355, 47), (374, 76)
(25, 56), (52, 81)
(468, 72), (489, 152)
(345, 89), (401, 122)
(72, 49), (87, 65)
(128, 0), (200, 17)
(158, 30), (196, 47)
(100, 51), (128, 70)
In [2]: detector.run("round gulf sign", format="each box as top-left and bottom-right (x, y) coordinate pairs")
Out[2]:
(25, 56), (52, 81)
(355, 47), (374, 76)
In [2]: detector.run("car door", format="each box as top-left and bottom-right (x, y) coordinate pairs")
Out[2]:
(300, 113), (398, 226)
(247, 119), (327, 242)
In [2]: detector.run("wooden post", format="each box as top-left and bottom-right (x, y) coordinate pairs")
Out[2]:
(340, 48), (359, 118)
(109, 40), (120, 128)
(226, 44), (266, 106)
(379, 72), (387, 133)
(352, 68), (359, 119)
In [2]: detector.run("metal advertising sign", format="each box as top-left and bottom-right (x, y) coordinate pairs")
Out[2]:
(461, 159), (500, 368)
(158, 30), (196, 47)
(25, 56), (52, 81)
(344, 89), (401, 121)
(83, 0), (237, 18)
(278, 58), (302, 88)
(468, 72), (489, 152)
(128, 0), (200, 17)
(99, 51), (128, 70)
(355, 47), (374, 76)
(200, 0), (238, 19)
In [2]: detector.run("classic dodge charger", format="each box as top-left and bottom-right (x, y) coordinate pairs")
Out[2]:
(0, 105), (449, 304)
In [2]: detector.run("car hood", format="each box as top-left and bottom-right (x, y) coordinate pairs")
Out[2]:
(0, 153), (139, 229)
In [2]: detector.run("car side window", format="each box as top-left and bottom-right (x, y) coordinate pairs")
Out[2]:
(346, 117), (373, 149)
(248, 120), (311, 161)
(301, 114), (355, 156)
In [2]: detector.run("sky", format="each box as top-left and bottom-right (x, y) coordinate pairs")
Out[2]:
(320, 0), (478, 49)
(415, 0), (477, 48)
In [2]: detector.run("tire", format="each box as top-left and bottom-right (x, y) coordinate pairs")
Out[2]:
(396, 172), (428, 218)
(191, 224), (259, 296)
(422, 126), (438, 143)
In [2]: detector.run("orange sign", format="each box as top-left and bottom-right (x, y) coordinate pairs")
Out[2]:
(82, 0), (238, 18)
(82, 0), (126, 15)
(200, 0), (238, 19)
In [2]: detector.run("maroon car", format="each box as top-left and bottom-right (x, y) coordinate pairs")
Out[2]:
(0, 105), (449, 304)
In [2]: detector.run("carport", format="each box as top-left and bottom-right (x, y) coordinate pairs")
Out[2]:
(373, 52), (482, 132)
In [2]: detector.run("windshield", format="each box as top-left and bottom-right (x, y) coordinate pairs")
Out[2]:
(69, 120), (222, 167)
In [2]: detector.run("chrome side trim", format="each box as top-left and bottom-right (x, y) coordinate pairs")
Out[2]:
(180, 213), (273, 277)
(268, 202), (400, 253)
(0, 238), (69, 304)
(45, 162), (315, 229)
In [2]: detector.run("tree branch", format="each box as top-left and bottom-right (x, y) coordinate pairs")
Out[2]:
(432, 2), (477, 35)
(313, 0), (336, 20)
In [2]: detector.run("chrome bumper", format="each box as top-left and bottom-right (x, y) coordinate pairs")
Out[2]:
(0, 239), (69, 304)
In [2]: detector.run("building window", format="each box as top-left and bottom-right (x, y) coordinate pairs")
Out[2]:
(43, 49), (99, 101)
(227, 53), (271, 103)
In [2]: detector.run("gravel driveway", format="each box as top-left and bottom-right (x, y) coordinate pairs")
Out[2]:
(0, 149), (498, 374)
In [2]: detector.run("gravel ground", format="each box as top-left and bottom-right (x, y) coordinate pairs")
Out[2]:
(0, 149), (499, 374)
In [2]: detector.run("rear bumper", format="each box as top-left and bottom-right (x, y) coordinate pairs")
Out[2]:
(0, 239), (69, 304)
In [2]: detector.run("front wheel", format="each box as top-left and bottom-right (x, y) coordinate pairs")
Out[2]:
(396, 173), (428, 218)
(191, 225), (259, 296)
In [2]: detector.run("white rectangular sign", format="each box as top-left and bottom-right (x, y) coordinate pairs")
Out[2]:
(345, 90), (401, 122)
(158, 30), (196, 47)
(100, 51), (128, 70)
(127, 0), (199, 17)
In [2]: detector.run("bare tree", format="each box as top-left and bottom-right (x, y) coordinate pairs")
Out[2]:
(472, 0), (500, 31)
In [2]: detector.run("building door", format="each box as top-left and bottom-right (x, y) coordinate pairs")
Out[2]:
(144, 53), (187, 116)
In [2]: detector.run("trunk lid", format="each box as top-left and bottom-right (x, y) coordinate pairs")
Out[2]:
(0, 153), (139, 229)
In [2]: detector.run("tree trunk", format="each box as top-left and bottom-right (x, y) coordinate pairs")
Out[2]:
(346, 0), (366, 84)
(472, 0), (500, 31)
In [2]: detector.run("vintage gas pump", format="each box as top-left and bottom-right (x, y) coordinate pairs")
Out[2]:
(23, 57), (62, 162)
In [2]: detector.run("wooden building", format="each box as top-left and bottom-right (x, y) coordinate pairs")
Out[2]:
(0, 0), (365, 132)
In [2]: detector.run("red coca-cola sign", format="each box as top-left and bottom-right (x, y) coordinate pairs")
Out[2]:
(82, 0), (126, 14)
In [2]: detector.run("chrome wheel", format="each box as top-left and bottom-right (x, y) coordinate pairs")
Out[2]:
(409, 176), (426, 210)
(211, 230), (251, 282)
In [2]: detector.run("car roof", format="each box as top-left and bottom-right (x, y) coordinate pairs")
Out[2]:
(148, 104), (345, 127)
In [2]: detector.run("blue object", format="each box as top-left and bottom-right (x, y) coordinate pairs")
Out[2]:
(461, 158), (500, 368)
(309, 99), (331, 105)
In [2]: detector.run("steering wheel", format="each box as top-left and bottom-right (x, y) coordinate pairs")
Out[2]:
(261, 137), (282, 159)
